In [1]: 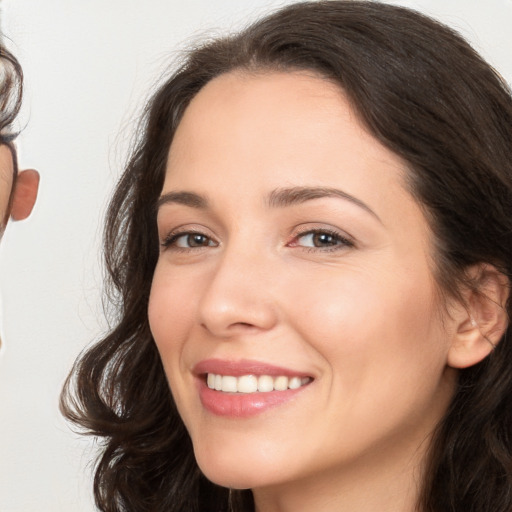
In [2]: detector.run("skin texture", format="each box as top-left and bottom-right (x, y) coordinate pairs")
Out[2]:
(0, 145), (14, 233)
(148, 71), (487, 512)
(0, 144), (39, 237)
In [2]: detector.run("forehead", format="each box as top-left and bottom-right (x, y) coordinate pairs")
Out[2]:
(166, 71), (411, 205)
(164, 71), (430, 249)
(171, 70), (352, 154)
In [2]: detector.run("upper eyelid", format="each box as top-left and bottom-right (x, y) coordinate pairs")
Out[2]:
(160, 226), (219, 249)
(158, 223), (356, 248)
(291, 224), (355, 241)
(291, 229), (354, 247)
(295, 228), (349, 239)
(159, 223), (215, 238)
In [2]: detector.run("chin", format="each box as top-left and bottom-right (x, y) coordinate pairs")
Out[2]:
(202, 469), (259, 490)
(197, 458), (263, 490)
(193, 440), (289, 490)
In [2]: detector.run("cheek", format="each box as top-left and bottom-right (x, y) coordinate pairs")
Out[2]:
(0, 157), (14, 219)
(291, 268), (451, 458)
(0, 182), (12, 221)
(148, 264), (199, 370)
(148, 264), (205, 431)
(292, 261), (446, 387)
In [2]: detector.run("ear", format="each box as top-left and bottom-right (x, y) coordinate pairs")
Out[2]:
(10, 169), (39, 221)
(448, 264), (509, 369)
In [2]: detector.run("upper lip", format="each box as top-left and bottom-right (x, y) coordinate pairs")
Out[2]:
(193, 358), (312, 378)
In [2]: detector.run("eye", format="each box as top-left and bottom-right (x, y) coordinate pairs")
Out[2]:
(162, 231), (217, 249)
(290, 229), (354, 251)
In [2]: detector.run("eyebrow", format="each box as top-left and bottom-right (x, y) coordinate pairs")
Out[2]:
(156, 191), (209, 210)
(156, 186), (381, 222)
(268, 186), (381, 222)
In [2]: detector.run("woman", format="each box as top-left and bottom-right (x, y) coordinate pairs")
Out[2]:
(61, 2), (512, 511)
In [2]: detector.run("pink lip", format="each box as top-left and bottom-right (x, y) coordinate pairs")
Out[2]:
(194, 358), (309, 377)
(194, 359), (312, 418)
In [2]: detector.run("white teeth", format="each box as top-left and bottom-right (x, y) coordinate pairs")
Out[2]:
(288, 376), (302, 389)
(237, 375), (258, 393)
(206, 373), (311, 393)
(221, 376), (238, 393)
(274, 376), (288, 391)
(257, 375), (274, 392)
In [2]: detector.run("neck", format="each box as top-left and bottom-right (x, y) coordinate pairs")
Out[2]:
(252, 432), (429, 512)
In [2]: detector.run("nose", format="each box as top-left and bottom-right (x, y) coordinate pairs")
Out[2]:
(198, 248), (279, 338)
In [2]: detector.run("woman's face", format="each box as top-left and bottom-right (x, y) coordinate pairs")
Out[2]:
(149, 71), (458, 494)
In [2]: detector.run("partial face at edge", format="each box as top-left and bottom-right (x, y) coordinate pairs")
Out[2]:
(0, 144), (14, 234)
(148, 71), (459, 493)
(0, 143), (39, 239)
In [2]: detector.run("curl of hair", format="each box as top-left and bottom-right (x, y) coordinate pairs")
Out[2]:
(0, 43), (22, 228)
(0, 43), (23, 144)
(61, 2), (512, 511)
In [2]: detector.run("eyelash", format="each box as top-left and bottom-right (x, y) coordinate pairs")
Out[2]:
(160, 227), (354, 253)
(289, 228), (354, 252)
(161, 229), (217, 251)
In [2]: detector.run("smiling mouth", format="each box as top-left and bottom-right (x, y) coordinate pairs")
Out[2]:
(206, 373), (312, 393)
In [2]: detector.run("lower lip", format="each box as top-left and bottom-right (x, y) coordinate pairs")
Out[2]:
(198, 379), (309, 418)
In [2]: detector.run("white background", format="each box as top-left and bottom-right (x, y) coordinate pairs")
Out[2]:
(0, 1), (511, 510)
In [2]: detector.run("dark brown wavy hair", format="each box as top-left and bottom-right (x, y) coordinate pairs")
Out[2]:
(0, 43), (22, 229)
(61, 2), (512, 511)
(0, 43), (22, 142)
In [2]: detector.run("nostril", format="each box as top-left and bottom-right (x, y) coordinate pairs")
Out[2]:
(198, 288), (278, 336)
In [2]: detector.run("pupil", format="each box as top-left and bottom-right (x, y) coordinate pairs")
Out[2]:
(190, 234), (207, 246)
(314, 233), (334, 246)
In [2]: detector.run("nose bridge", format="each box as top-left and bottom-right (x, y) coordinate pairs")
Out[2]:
(198, 235), (278, 336)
